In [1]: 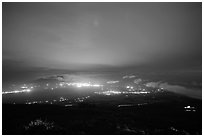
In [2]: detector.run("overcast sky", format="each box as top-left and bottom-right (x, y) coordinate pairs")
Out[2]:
(3, 2), (202, 72)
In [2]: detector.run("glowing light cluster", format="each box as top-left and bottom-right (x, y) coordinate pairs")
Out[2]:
(3, 88), (31, 95)
(126, 86), (134, 89)
(122, 91), (150, 94)
(74, 96), (90, 102)
(25, 119), (54, 130)
(94, 90), (121, 96)
(118, 103), (148, 107)
(60, 97), (68, 102)
(59, 82), (102, 88)
(184, 106), (196, 112)
(126, 86), (135, 91)
(25, 95), (90, 105)
(94, 90), (150, 96)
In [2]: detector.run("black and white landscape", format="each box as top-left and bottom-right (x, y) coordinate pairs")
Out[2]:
(2, 2), (202, 135)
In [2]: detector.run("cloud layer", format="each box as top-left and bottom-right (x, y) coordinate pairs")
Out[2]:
(146, 82), (201, 99)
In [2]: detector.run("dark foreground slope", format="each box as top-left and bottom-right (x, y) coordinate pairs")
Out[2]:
(2, 95), (202, 135)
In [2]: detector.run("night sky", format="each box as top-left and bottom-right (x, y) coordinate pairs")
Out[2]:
(3, 2), (202, 72)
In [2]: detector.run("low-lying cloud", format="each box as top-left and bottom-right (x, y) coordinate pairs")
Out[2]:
(146, 82), (201, 99)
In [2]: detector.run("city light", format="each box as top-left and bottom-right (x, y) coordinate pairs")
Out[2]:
(3, 88), (31, 95)
(59, 82), (103, 88)
(118, 104), (133, 107)
(25, 95), (91, 105)
(24, 119), (54, 130)
(184, 106), (196, 112)
(94, 90), (150, 96)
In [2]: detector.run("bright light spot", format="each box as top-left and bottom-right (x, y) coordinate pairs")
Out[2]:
(185, 106), (191, 109)
(118, 104), (133, 107)
(21, 86), (28, 89)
